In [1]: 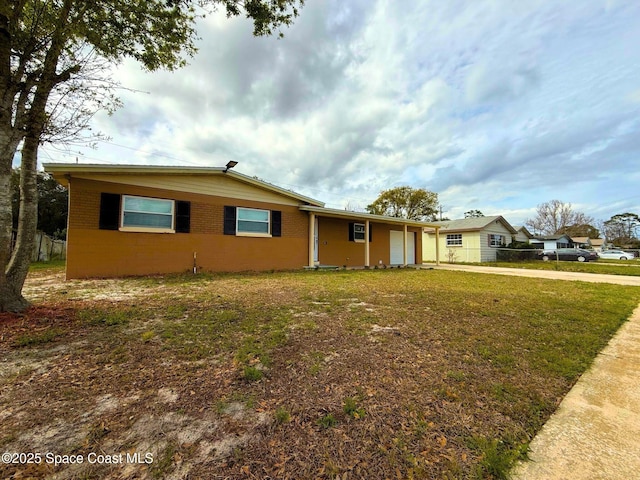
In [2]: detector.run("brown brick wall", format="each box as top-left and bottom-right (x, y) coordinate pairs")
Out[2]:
(66, 178), (310, 278)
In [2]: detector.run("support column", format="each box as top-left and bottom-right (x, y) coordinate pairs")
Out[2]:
(365, 220), (370, 268)
(435, 226), (440, 266)
(403, 224), (408, 266)
(308, 213), (315, 267)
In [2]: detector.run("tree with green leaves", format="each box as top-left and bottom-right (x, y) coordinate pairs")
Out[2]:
(11, 169), (68, 238)
(603, 212), (639, 245)
(0, 0), (304, 312)
(464, 209), (484, 218)
(562, 223), (600, 239)
(366, 186), (439, 221)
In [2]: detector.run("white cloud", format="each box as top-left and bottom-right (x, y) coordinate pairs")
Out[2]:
(49, 0), (640, 227)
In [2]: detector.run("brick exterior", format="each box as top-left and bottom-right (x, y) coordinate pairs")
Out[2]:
(64, 177), (425, 279)
(66, 178), (309, 278)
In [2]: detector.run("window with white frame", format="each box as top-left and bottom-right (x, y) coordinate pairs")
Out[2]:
(122, 195), (174, 231)
(446, 233), (462, 246)
(237, 207), (270, 234)
(489, 234), (506, 247)
(353, 223), (366, 242)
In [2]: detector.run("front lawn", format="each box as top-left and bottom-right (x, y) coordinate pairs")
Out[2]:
(1, 267), (639, 479)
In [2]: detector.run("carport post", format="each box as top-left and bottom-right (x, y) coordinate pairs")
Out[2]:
(365, 220), (370, 268)
(308, 212), (315, 267)
(435, 226), (440, 266)
(403, 224), (408, 266)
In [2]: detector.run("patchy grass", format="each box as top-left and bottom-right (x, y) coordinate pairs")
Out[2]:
(1, 267), (639, 479)
(13, 327), (62, 347)
(479, 260), (640, 276)
(28, 259), (67, 272)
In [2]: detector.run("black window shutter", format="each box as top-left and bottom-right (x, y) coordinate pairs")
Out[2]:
(99, 193), (121, 230)
(348, 222), (354, 241)
(175, 201), (191, 233)
(223, 206), (236, 235)
(271, 210), (282, 237)
(369, 225), (372, 242)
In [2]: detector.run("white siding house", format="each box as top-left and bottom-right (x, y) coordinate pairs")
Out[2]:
(528, 234), (573, 250)
(423, 216), (517, 263)
(513, 226), (533, 244)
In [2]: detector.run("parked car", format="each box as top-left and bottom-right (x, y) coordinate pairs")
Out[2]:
(538, 248), (598, 262)
(598, 250), (635, 260)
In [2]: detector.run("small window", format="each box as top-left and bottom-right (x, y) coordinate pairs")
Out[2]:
(446, 234), (462, 246)
(237, 207), (270, 235)
(122, 195), (174, 231)
(489, 234), (505, 247)
(353, 223), (366, 242)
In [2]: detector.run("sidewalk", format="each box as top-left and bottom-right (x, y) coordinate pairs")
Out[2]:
(510, 305), (640, 479)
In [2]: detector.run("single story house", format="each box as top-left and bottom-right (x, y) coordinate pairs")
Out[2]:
(44, 163), (441, 279)
(572, 237), (592, 249)
(512, 226), (534, 244)
(423, 215), (517, 263)
(590, 238), (605, 252)
(528, 234), (573, 250)
(573, 237), (605, 252)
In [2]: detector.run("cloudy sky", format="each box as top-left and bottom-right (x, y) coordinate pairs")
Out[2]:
(43, 0), (640, 226)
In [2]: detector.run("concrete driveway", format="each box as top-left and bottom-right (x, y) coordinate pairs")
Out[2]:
(422, 263), (640, 286)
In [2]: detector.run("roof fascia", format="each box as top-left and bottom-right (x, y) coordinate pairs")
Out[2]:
(299, 205), (441, 228)
(42, 163), (324, 207)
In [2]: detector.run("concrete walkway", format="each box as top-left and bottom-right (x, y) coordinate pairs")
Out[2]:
(511, 305), (640, 480)
(421, 263), (640, 479)
(422, 263), (640, 286)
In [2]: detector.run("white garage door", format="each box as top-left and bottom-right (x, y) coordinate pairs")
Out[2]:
(390, 231), (415, 264)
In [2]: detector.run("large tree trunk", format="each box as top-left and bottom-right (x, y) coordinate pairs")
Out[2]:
(2, 134), (39, 312)
(0, 163), (28, 312)
(0, 116), (26, 313)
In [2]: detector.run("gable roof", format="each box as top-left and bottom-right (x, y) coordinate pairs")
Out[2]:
(513, 226), (533, 238)
(530, 234), (572, 241)
(572, 237), (590, 244)
(426, 215), (517, 234)
(43, 163), (325, 207)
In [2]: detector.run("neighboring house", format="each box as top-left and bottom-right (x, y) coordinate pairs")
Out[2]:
(590, 238), (605, 252)
(572, 237), (592, 249)
(44, 163), (441, 279)
(528, 234), (573, 250)
(512, 226), (534, 244)
(423, 216), (517, 263)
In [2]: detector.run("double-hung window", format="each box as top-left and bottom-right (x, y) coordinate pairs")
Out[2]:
(353, 223), (366, 242)
(489, 234), (505, 247)
(446, 234), (462, 246)
(223, 206), (281, 237)
(237, 207), (270, 235)
(121, 195), (174, 232)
